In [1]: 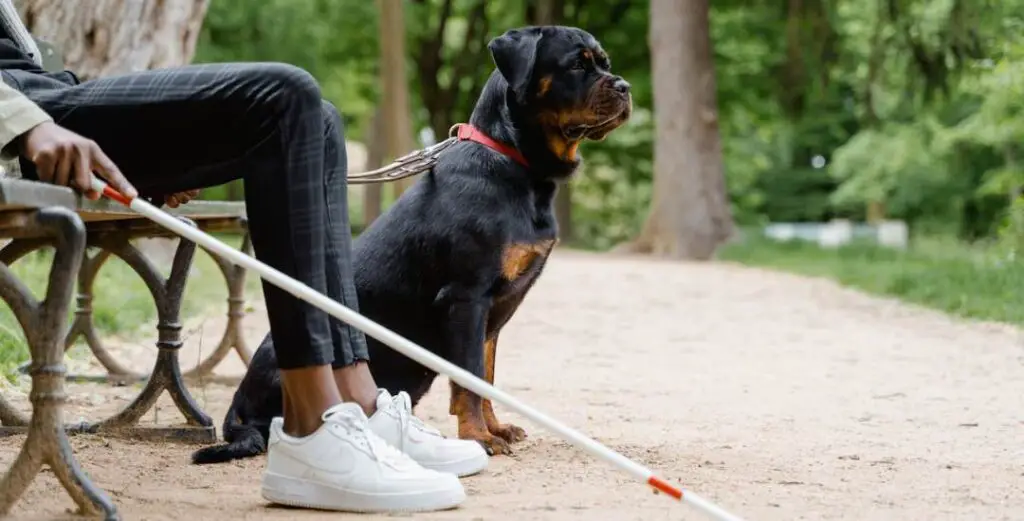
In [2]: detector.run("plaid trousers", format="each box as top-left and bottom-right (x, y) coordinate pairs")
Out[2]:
(2, 63), (369, 369)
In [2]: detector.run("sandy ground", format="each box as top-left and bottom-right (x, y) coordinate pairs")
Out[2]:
(1, 250), (1022, 521)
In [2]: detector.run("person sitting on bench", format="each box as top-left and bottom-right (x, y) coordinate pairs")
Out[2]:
(0, 2), (486, 513)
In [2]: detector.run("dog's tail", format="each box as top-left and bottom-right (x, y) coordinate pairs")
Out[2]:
(190, 402), (269, 465)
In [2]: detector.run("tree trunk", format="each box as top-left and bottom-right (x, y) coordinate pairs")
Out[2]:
(866, 201), (886, 223)
(362, 106), (386, 227)
(617, 0), (734, 260)
(533, 0), (573, 243)
(16, 0), (210, 80)
(862, 0), (887, 222)
(377, 0), (416, 201)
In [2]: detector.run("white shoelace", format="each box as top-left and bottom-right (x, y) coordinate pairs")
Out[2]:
(391, 391), (443, 439)
(328, 408), (418, 468)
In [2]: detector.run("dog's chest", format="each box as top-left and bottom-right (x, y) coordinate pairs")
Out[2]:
(493, 182), (558, 287)
(500, 240), (555, 280)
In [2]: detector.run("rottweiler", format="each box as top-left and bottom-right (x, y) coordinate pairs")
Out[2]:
(191, 24), (632, 464)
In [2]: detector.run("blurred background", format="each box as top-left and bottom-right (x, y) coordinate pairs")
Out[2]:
(10, 0), (1024, 331)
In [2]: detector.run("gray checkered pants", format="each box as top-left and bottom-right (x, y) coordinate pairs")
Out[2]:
(3, 63), (369, 369)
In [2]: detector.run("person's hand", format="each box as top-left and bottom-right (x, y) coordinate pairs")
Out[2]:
(165, 189), (199, 208)
(18, 121), (137, 200)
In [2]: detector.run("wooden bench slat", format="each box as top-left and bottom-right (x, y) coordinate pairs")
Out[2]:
(77, 199), (248, 221)
(0, 178), (77, 211)
(0, 179), (246, 225)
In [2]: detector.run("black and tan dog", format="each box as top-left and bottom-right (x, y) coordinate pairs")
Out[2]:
(192, 25), (631, 464)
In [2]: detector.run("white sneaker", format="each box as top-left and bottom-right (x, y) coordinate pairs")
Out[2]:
(260, 402), (466, 513)
(369, 389), (489, 477)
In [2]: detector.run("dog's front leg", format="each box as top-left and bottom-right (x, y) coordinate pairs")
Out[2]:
(480, 334), (527, 445)
(443, 289), (510, 455)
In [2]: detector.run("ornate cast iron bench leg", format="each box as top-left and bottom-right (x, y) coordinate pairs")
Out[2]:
(4, 244), (141, 383)
(12, 220), (254, 385)
(64, 248), (142, 381)
(0, 207), (118, 520)
(0, 239), (44, 429)
(185, 223), (253, 380)
(88, 220), (215, 443)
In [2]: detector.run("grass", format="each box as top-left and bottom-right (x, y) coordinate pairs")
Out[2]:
(718, 233), (1024, 325)
(0, 233), (262, 379)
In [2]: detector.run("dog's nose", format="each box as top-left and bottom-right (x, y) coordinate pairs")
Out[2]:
(612, 77), (631, 94)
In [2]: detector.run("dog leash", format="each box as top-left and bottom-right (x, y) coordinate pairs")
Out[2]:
(346, 135), (457, 184)
(347, 123), (527, 184)
(88, 176), (749, 521)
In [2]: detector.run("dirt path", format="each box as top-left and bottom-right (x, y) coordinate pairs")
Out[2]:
(2, 250), (1022, 521)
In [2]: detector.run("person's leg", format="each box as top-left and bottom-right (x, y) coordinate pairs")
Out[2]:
(6, 64), (347, 438)
(316, 101), (488, 477)
(317, 100), (379, 414)
(7, 64), (466, 512)
(6, 64), (346, 436)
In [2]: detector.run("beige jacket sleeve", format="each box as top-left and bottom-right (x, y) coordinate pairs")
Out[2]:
(0, 75), (52, 160)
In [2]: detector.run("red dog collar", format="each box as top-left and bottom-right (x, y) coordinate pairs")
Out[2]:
(452, 123), (529, 168)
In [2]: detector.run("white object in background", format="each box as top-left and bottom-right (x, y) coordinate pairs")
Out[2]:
(418, 127), (436, 148)
(818, 219), (853, 248)
(764, 223), (797, 242)
(877, 220), (909, 249)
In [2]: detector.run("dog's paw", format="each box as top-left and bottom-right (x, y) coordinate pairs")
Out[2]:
(490, 422), (527, 444)
(459, 420), (514, 455)
(476, 433), (514, 456)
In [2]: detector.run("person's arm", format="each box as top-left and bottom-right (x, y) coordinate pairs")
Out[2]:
(0, 78), (52, 160)
(0, 0), (48, 157)
(0, 79), (196, 207)
(0, 78), (137, 200)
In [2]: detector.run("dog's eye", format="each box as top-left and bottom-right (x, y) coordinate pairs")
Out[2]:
(572, 58), (586, 70)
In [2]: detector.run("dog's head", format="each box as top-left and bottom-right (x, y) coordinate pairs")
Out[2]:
(488, 26), (632, 162)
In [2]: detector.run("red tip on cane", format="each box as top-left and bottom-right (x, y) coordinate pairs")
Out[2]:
(101, 185), (133, 206)
(647, 476), (683, 500)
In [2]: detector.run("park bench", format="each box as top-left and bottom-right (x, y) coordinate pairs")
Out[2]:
(0, 39), (253, 520)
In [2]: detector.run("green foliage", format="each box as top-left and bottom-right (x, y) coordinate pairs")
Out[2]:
(997, 195), (1024, 257)
(572, 108), (654, 250)
(824, 0), (1022, 238)
(829, 119), (964, 222)
(194, 0), (379, 140)
(190, 0), (1024, 252)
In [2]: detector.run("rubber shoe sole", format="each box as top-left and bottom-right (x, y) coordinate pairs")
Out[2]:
(261, 472), (466, 513)
(421, 450), (489, 478)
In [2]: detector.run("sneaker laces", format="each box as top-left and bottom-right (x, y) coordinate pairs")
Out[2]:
(391, 391), (443, 440)
(326, 406), (418, 468)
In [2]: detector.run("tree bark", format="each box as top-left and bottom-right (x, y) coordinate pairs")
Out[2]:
(617, 0), (734, 260)
(377, 0), (416, 200)
(362, 106), (386, 227)
(16, 0), (210, 80)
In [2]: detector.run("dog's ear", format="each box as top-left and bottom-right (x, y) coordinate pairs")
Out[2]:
(488, 27), (543, 105)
